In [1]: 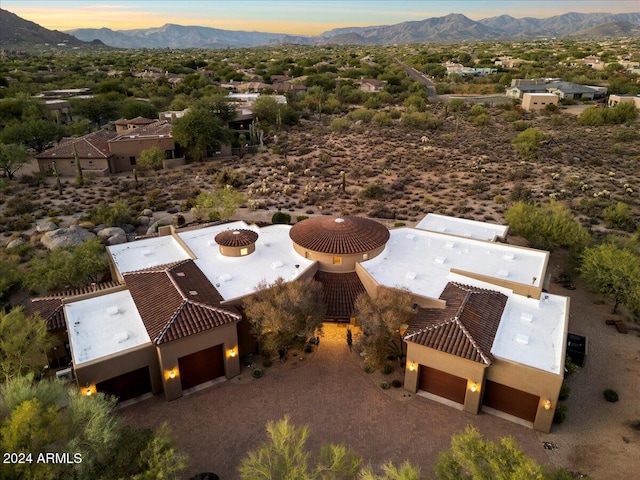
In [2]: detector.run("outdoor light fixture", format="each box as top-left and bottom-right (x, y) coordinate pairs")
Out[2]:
(408, 362), (416, 372)
(227, 347), (238, 358)
(83, 385), (96, 397)
(165, 368), (179, 380)
(169, 370), (176, 379)
(543, 399), (553, 411)
(469, 382), (479, 393)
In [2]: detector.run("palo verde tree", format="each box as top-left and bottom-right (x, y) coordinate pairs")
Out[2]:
(0, 308), (54, 382)
(435, 426), (572, 480)
(244, 277), (326, 356)
(138, 146), (166, 171)
(0, 376), (188, 480)
(580, 242), (640, 314)
(353, 287), (416, 368)
(26, 239), (109, 292)
(504, 201), (590, 252)
(191, 186), (244, 222)
(239, 416), (420, 480)
(511, 127), (546, 159)
(172, 106), (232, 161)
(0, 143), (30, 180)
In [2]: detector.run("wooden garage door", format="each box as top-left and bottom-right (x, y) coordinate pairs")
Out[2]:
(178, 344), (224, 391)
(483, 380), (539, 423)
(97, 366), (152, 402)
(419, 366), (467, 404)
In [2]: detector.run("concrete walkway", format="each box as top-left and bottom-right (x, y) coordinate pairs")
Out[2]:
(119, 323), (548, 479)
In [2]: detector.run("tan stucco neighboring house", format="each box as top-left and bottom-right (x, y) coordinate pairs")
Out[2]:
(522, 93), (559, 112)
(35, 130), (116, 176)
(108, 120), (180, 172)
(608, 94), (640, 109)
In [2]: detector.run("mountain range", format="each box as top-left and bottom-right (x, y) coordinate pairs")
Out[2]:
(1, 8), (639, 49)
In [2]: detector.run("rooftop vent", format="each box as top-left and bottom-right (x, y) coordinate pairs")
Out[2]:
(220, 273), (232, 282)
(444, 241), (455, 249)
(271, 260), (284, 269)
(176, 272), (185, 277)
(405, 271), (417, 280)
(497, 269), (509, 277)
(502, 253), (514, 261)
(335, 218), (345, 223)
(437, 226), (446, 232)
(188, 290), (198, 296)
(406, 233), (415, 240)
(106, 306), (120, 316)
(141, 250), (152, 256)
(114, 331), (129, 343)
(520, 312), (533, 322)
(515, 333), (529, 345)
(434, 256), (446, 265)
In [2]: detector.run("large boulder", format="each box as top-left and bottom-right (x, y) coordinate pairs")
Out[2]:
(137, 215), (151, 227)
(142, 209), (153, 217)
(97, 227), (126, 239)
(6, 238), (26, 249)
(105, 232), (127, 245)
(40, 226), (96, 250)
(36, 222), (58, 233)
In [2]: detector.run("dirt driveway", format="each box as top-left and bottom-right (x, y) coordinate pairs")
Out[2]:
(119, 324), (547, 479)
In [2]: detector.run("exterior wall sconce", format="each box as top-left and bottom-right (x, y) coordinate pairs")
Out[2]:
(543, 399), (553, 411)
(468, 381), (479, 393)
(83, 385), (96, 397)
(408, 362), (416, 372)
(165, 368), (179, 380)
(227, 347), (238, 358)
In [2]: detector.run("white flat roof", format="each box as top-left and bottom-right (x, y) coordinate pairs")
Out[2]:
(447, 273), (567, 375)
(108, 235), (192, 276)
(415, 214), (508, 241)
(361, 228), (546, 299)
(65, 290), (150, 366)
(178, 221), (315, 302)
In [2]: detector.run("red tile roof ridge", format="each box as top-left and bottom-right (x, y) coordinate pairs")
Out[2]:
(123, 259), (191, 275)
(449, 281), (505, 295)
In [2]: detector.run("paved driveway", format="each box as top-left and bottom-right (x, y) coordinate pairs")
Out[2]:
(119, 324), (548, 479)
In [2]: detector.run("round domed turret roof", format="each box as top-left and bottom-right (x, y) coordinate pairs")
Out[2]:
(289, 216), (389, 255)
(215, 229), (259, 248)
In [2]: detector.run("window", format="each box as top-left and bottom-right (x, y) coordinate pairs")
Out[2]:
(129, 156), (136, 166)
(240, 248), (248, 256)
(333, 256), (342, 265)
(362, 253), (369, 260)
(305, 251), (311, 259)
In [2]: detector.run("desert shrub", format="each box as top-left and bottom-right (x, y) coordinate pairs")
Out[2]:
(380, 381), (391, 390)
(401, 111), (441, 130)
(391, 379), (402, 388)
(360, 184), (385, 200)
(262, 358), (272, 368)
(509, 183), (532, 202)
(469, 105), (487, 116)
(388, 109), (402, 120)
(559, 383), (571, 401)
(603, 202), (635, 231)
(330, 117), (350, 133)
(564, 355), (579, 377)
(372, 112), (392, 126)
(1, 214), (34, 232)
(364, 365), (374, 373)
(381, 364), (393, 374)
(394, 222), (406, 227)
(296, 215), (308, 222)
(578, 102), (637, 126)
(271, 211), (291, 224)
(501, 110), (522, 122)
(494, 194), (506, 204)
(512, 127), (546, 158)
(304, 345), (313, 354)
(4, 197), (36, 216)
(604, 389), (619, 402)
(614, 128), (640, 142)
(252, 368), (263, 378)
(553, 404), (567, 424)
(215, 168), (245, 188)
(472, 113), (492, 126)
(347, 108), (376, 123)
(511, 120), (531, 131)
(89, 199), (132, 226)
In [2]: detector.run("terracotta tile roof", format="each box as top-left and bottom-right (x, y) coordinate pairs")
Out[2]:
(124, 260), (240, 344)
(35, 130), (117, 159)
(111, 120), (172, 140)
(289, 216), (390, 254)
(114, 116), (156, 126)
(30, 281), (121, 331)
(405, 282), (507, 364)
(215, 229), (258, 247)
(314, 271), (366, 319)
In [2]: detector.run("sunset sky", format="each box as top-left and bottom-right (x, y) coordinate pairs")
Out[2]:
(3, 1), (638, 35)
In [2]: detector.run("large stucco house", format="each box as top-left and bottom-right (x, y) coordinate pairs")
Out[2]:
(32, 213), (569, 432)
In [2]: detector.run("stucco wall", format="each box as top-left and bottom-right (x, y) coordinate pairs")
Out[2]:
(38, 157), (110, 177)
(109, 137), (176, 173)
(292, 244), (385, 273)
(156, 322), (240, 401)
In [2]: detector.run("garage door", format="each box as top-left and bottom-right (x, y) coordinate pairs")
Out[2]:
(96, 366), (152, 402)
(482, 380), (539, 423)
(178, 344), (224, 391)
(419, 366), (467, 404)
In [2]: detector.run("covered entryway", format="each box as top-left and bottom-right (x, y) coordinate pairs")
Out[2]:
(178, 344), (225, 391)
(482, 380), (539, 423)
(418, 366), (467, 405)
(96, 366), (152, 402)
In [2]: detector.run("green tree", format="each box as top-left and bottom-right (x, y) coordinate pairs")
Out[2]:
(354, 287), (415, 368)
(71, 97), (118, 127)
(26, 238), (109, 292)
(359, 461), (421, 480)
(138, 146), (166, 171)
(238, 416), (361, 480)
(172, 107), (231, 161)
(89, 198), (133, 226)
(0, 119), (65, 152)
(0, 143), (30, 180)
(132, 423), (189, 480)
(118, 99), (159, 120)
(0, 307), (53, 382)
(198, 95), (238, 123)
(603, 202), (635, 231)
(435, 426), (546, 480)
(581, 243), (640, 314)
(512, 128), (546, 158)
(191, 186), (244, 222)
(0, 258), (21, 301)
(244, 278), (326, 356)
(504, 201), (590, 252)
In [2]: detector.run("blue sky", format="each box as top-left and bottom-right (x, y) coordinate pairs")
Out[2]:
(3, 1), (638, 34)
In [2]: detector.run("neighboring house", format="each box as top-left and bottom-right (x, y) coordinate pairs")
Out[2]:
(608, 94), (640, 109)
(35, 130), (116, 176)
(108, 120), (180, 172)
(506, 84), (548, 99)
(36, 213), (569, 433)
(356, 79), (387, 93)
(507, 79), (606, 101)
(582, 56), (605, 70)
(522, 93), (559, 112)
(114, 116), (157, 133)
(546, 82), (599, 101)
